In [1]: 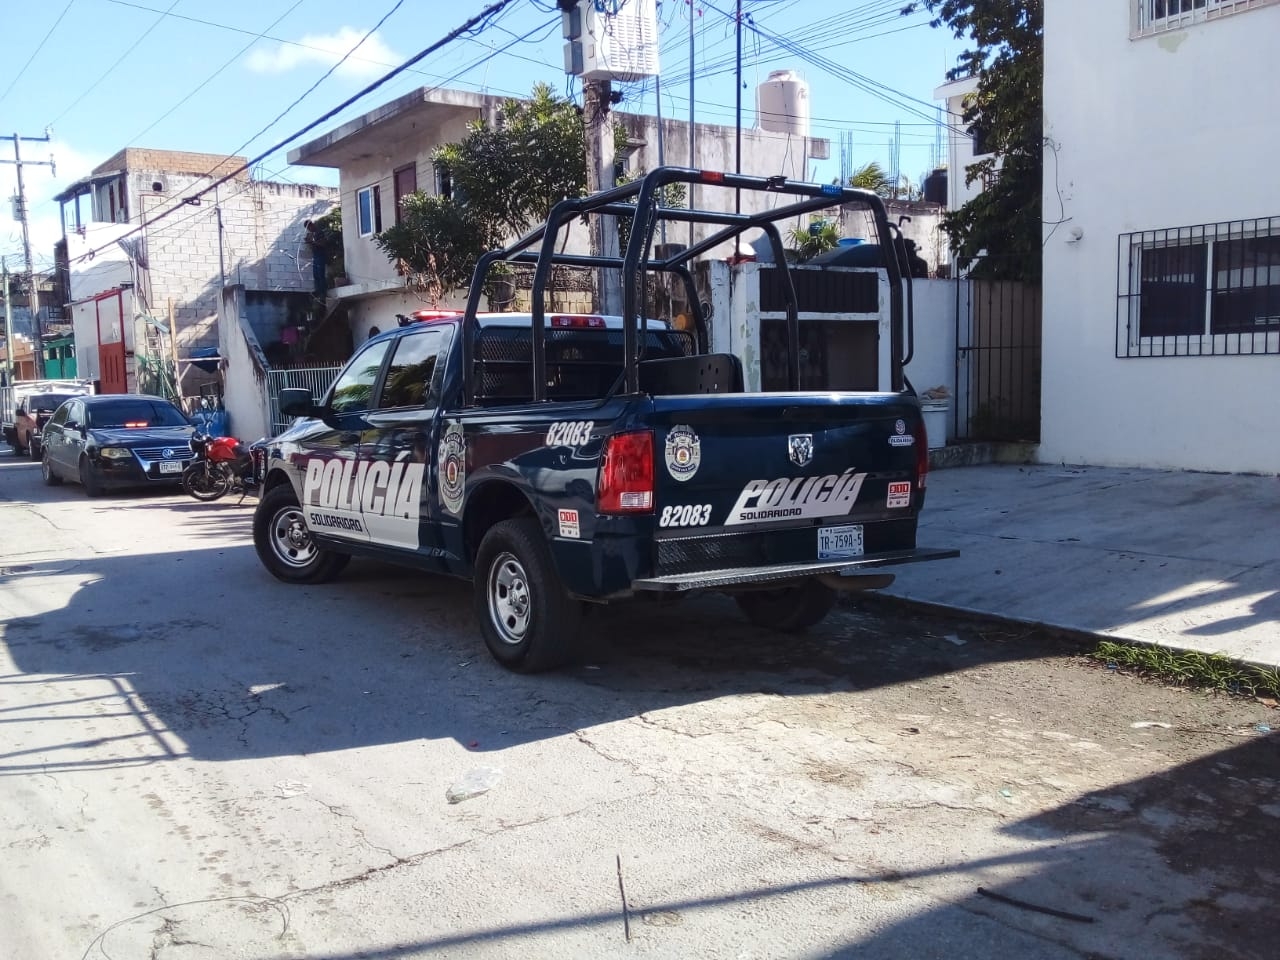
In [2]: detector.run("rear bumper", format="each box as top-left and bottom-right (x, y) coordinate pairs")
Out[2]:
(630, 547), (959, 593)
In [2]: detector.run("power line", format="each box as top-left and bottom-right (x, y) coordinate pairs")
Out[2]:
(69, 0), (525, 265)
(230, 0), (407, 158)
(126, 0), (309, 147)
(51, 1), (183, 126)
(106, 9), (552, 263)
(700, 0), (968, 132)
(103, 0), (535, 101)
(0, 0), (79, 109)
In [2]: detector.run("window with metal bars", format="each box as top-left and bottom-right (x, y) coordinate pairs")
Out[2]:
(1133, 0), (1278, 37)
(1116, 217), (1280, 357)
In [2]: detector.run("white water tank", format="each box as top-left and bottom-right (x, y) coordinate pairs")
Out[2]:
(756, 70), (810, 137)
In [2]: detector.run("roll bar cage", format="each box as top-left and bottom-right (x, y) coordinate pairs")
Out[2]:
(461, 166), (913, 404)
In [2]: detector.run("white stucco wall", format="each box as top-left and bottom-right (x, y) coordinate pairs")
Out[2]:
(907, 279), (958, 442)
(66, 224), (135, 302)
(218, 286), (271, 442)
(1041, 0), (1280, 474)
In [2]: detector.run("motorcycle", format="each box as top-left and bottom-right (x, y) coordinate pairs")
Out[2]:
(182, 433), (267, 503)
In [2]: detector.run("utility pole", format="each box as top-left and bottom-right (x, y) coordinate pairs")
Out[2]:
(584, 77), (622, 317)
(687, 5), (696, 250)
(735, 0), (742, 215)
(1, 256), (12, 385)
(2, 132), (56, 380)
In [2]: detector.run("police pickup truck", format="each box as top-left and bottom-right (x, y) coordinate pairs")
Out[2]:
(254, 168), (956, 671)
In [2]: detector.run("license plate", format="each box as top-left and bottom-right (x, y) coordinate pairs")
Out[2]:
(159, 460), (183, 474)
(818, 524), (864, 560)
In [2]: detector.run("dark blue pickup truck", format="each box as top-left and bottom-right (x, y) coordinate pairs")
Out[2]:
(253, 168), (956, 671)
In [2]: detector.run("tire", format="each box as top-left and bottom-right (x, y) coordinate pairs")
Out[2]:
(734, 579), (838, 633)
(183, 462), (230, 501)
(78, 456), (103, 498)
(473, 517), (583, 673)
(28, 438), (41, 461)
(42, 449), (63, 486)
(253, 485), (350, 584)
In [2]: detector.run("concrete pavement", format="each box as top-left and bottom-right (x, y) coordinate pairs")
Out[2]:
(893, 462), (1280, 669)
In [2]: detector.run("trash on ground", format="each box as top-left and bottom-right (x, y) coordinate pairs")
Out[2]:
(1131, 721), (1173, 729)
(275, 779), (311, 799)
(1256, 724), (1272, 734)
(446, 767), (502, 804)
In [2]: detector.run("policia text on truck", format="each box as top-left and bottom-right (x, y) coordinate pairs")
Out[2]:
(253, 167), (957, 672)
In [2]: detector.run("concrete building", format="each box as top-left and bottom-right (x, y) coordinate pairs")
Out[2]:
(932, 75), (990, 217)
(287, 86), (831, 340)
(1040, 0), (1280, 474)
(53, 149), (337, 395)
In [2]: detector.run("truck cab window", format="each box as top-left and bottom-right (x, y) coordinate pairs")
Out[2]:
(379, 328), (449, 410)
(328, 340), (392, 414)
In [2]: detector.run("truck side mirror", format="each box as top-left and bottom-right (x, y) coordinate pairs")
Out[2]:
(279, 388), (319, 418)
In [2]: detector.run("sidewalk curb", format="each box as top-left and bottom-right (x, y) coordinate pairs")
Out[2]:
(849, 591), (1276, 675)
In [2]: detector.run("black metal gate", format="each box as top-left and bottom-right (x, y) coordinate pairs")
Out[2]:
(954, 264), (1042, 442)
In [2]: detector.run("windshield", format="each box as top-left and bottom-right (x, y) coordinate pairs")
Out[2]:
(86, 399), (190, 429)
(29, 394), (73, 413)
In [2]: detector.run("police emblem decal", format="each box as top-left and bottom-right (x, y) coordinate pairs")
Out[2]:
(665, 425), (701, 482)
(438, 422), (466, 514)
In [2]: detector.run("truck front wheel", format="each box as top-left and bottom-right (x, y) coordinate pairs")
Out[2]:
(253, 485), (350, 584)
(734, 579), (837, 633)
(474, 518), (582, 673)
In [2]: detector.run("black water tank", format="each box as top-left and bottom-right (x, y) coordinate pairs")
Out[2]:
(923, 168), (947, 205)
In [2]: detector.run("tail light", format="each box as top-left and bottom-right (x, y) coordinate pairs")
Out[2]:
(916, 416), (929, 490)
(597, 430), (654, 514)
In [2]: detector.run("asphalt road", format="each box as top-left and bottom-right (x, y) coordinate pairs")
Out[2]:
(1, 449), (1277, 960)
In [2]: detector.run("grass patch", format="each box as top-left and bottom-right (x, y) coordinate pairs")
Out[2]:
(1091, 640), (1280, 699)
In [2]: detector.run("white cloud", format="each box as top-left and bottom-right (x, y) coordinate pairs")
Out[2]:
(0, 141), (99, 269)
(246, 27), (402, 79)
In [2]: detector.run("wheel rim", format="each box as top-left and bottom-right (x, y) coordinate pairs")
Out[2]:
(269, 504), (317, 569)
(487, 552), (532, 646)
(42, 453), (52, 481)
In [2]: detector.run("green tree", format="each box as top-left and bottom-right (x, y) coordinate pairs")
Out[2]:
(375, 83), (596, 302)
(848, 160), (895, 198)
(787, 221), (841, 262)
(434, 82), (590, 238)
(905, 1), (1042, 281)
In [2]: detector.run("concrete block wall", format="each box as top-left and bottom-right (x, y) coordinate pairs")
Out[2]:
(132, 172), (336, 353)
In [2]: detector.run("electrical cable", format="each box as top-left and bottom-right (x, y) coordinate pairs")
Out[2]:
(229, 0), (407, 158)
(126, 0), (309, 147)
(68, 0), (525, 266)
(51, 1), (183, 126)
(0, 0), (79, 109)
(700, 0), (969, 131)
(102, 0), (528, 99)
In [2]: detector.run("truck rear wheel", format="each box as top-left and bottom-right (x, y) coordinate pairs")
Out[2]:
(474, 517), (582, 673)
(734, 579), (837, 633)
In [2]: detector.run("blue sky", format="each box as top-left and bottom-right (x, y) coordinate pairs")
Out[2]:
(0, 0), (961, 270)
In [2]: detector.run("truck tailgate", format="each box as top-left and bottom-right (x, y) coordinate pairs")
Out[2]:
(646, 392), (930, 579)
